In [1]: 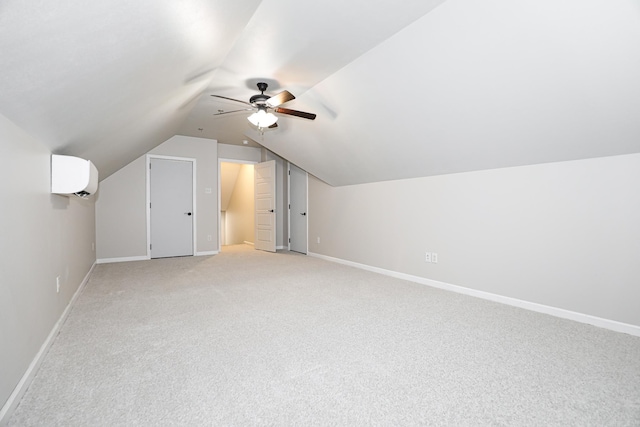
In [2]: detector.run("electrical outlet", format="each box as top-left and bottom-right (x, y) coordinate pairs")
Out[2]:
(432, 252), (438, 263)
(317, 237), (320, 244)
(56, 276), (60, 293)
(207, 235), (212, 241)
(425, 252), (432, 263)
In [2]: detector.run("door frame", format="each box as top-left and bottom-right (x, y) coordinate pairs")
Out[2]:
(218, 158), (257, 249)
(287, 162), (309, 253)
(146, 154), (197, 259)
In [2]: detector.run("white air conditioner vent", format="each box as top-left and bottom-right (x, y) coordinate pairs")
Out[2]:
(51, 155), (99, 198)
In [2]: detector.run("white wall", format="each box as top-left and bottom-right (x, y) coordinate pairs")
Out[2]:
(218, 143), (261, 163)
(0, 114), (96, 414)
(96, 135), (218, 260)
(308, 154), (640, 328)
(95, 156), (147, 259)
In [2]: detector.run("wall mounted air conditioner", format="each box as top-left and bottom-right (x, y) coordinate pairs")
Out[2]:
(51, 154), (99, 198)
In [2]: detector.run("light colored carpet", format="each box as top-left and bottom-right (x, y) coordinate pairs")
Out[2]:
(8, 244), (640, 426)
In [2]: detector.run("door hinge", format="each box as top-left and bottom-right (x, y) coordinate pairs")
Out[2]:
(288, 204), (290, 209)
(149, 163), (151, 169)
(149, 202), (151, 209)
(150, 244), (152, 250)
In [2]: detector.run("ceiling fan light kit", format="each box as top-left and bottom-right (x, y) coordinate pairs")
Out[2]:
(211, 82), (316, 131)
(248, 107), (278, 128)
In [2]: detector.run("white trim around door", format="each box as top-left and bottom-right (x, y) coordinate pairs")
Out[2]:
(146, 154), (197, 259)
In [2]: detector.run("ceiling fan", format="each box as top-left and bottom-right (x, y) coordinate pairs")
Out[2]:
(211, 82), (316, 130)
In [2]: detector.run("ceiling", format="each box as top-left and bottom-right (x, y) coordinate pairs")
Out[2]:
(2, 0), (639, 186)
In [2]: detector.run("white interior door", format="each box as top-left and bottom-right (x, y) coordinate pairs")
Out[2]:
(254, 160), (276, 252)
(150, 157), (194, 258)
(289, 163), (308, 254)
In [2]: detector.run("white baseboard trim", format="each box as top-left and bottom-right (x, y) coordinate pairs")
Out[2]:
(276, 246), (286, 250)
(195, 251), (219, 256)
(308, 252), (640, 337)
(96, 255), (149, 264)
(243, 241), (254, 246)
(0, 262), (97, 425)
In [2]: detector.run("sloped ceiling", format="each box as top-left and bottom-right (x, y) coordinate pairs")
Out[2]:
(253, 0), (640, 185)
(2, 0), (639, 186)
(0, 0), (261, 178)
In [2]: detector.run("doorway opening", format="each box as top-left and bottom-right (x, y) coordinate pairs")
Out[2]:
(219, 161), (255, 248)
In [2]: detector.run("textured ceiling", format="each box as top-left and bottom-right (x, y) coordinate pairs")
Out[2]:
(1, 0), (639, 185)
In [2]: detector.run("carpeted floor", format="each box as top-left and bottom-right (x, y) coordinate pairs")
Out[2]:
(8, 244), (640, 426)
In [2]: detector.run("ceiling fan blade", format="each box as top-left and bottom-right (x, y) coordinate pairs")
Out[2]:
(210, 94), (253, 107)
(266, 90), (295, 107)
(274, 107), (317, 120)
(213, 108), (253, 116)
(268, 122), (278, 129)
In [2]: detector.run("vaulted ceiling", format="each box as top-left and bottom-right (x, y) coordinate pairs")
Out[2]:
(2, 0), (639, 186)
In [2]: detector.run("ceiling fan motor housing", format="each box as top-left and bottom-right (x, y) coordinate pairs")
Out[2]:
(249, 94), (270, 105)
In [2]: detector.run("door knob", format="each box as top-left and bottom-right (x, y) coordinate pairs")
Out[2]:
(185, 212), (192, 216)
(300, 212), (306, 216)
(269, 209), (274, 213)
